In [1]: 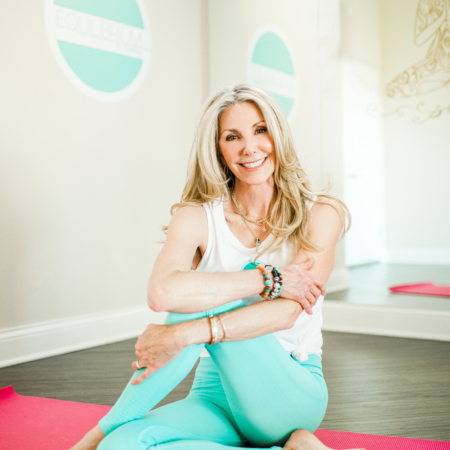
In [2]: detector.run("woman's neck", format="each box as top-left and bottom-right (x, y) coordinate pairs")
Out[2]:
(232, 179), (276, 221)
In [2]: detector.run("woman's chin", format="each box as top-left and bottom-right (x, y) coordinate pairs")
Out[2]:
(235, 175), (273, 187)
(234, 168), (274, 186)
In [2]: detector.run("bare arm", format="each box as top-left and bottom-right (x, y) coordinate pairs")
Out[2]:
(148, 202), (330, 314)
(147, 205), (267, 313)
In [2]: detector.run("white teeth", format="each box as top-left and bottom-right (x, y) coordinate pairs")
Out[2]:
(242, 158), (265, 168)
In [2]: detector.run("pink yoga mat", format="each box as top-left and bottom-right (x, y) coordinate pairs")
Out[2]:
(389, 282), (450, 297)
(1, 385), (449, 450)
(0, 385), (111, 449)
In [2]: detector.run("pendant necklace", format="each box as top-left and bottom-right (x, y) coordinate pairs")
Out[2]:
(230, 192), (270, 249)
(241, 217), (266, 250)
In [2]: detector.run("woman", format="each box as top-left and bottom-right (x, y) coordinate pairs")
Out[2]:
(71, 83), (359, 450)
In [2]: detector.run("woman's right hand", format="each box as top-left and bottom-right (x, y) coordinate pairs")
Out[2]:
(279, 258), (326, 315)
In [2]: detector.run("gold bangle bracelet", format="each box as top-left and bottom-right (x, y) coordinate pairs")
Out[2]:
(209, 315), (218, 345)
(217, 315), (227, 343)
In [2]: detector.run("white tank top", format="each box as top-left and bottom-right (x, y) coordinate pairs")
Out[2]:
(197, 195), (324, 361)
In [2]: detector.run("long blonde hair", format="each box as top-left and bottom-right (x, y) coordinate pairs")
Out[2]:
(169, 83), (351, 258)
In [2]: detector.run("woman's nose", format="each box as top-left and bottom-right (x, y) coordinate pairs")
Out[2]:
(242, 136), (258, 155)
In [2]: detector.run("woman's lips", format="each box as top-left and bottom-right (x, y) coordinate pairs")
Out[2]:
(239, 157), (267, 171)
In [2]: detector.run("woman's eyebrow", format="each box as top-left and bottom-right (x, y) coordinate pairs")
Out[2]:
(220, 128), (239, 136)
(220, 121), (266, 136)
(253, 120), (266, 127)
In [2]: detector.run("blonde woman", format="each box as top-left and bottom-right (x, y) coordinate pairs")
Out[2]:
(72, 84), (359, 450)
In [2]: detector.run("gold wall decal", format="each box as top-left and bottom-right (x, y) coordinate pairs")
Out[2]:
(386, 0), (450, 98)
(368, 101), (450, 123)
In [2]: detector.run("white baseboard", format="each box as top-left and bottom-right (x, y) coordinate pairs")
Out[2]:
(386, 248), (450, 265)
(322, 300), (450, 341)
(3, 295), (448, 369)
(0, 306), (168, 369)
(325, 268), (350, 293)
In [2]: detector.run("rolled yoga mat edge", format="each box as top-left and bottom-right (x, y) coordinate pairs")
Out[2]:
(389, 282), (450, 297)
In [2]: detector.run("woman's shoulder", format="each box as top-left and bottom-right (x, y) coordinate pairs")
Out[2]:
(308, 196), (345, 236)
(310, 196), (344, 213)
(172, 204), (207, 222)
(171, 195), (225, 223)
(169, 205), (208, 236)
(166, 205), (209, 251)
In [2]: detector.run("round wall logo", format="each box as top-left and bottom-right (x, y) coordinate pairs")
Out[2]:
(45, 0), (151, 102)
(247, 26), (299, 123)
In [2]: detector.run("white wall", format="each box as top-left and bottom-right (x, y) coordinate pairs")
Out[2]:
(0, 0), (207, 366)
(380, 0), (450, 264)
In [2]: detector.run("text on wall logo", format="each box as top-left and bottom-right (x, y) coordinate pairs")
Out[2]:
(247, 26), (299, 123)
(45, 0), (151, 102)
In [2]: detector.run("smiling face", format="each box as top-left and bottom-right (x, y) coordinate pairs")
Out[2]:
(218, 101), (275, 187)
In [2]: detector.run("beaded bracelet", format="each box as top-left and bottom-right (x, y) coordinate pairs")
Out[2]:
(265, 265), (283, 299)
(272, 267), (283, 299)
(256, 263), (272, 299)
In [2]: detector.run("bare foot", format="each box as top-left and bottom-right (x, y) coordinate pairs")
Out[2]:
(68, 425), (105, 450)
(283, 429), (365, 450)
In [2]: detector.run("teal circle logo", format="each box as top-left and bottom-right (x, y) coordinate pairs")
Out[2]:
(247, 26), (299, 123)
(45, 0), (151, 102)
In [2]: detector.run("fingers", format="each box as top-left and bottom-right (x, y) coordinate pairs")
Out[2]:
(301, 297), (313, 314)
(309, 284), (322, 303)
(304, 292), (317, 314)
(135, 348), (145, 359)
(131, 359), (145, 371)
(310, 275), (326, 296)
(300, 274), (323, 304)
(131, 367), (154, 386)
(282, 262), (325, 298)
(294, 293), (313, 315)
(294, 283), (322, 314)
(302, 271), (325, 298)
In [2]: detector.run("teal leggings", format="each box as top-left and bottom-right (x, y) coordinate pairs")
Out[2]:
(97, 300), (328, 450)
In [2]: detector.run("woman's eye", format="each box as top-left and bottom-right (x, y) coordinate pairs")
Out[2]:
(256, 127), (267, 134)
(226, 135), (237, 141)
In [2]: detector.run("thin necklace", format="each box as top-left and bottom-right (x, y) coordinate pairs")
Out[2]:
(230, 192), (270, 232)
(241, 217), (267, 250)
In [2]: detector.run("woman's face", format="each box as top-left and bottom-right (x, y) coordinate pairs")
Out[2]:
(218, 102), (275, 186)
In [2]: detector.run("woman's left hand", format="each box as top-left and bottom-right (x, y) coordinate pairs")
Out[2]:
(131, 323), (186, 385)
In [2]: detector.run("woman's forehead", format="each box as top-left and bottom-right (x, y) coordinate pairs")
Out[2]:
(219, 102), (265, 130)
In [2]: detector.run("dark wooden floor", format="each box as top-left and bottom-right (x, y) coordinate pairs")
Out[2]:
(1, 331), (449, 441)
